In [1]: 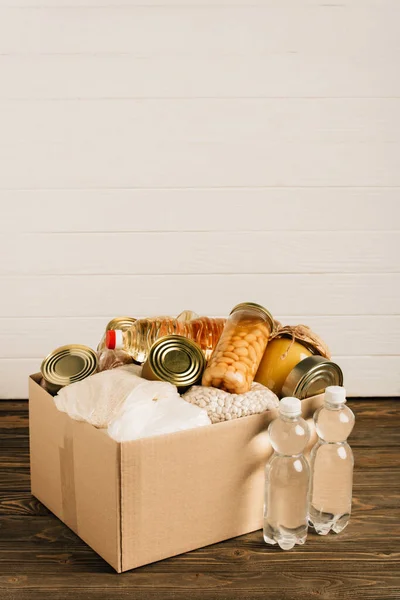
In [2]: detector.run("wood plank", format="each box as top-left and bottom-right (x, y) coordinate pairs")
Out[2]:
(1, 315), (399, 360)
(0, 400), (31, 412)
(0, 435), (29, 449)
(0, 399), (399, 598)
(1, 231), (399, 275)
(0, 492), (50, 516)
(0, 274), (398, 317)
(0, 574), (399, 600)
(0, 561), (399, 599)
(3, 54), (400, 99)
(1, 99), (400, 188)
(0, 5), (398, 56)
(1, 189), (400, 233)
(0, 0), (397, 6)
(2, 546), (397, 576)
(0, 515), (399, 553)
(0, 583), (399, 600)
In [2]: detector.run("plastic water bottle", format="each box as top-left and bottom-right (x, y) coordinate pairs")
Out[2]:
(263, 397), (310, 550)
(309, 386), (355, 535)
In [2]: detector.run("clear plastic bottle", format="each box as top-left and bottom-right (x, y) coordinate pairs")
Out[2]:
(309, 386), (355, 535)
(106, 315), (226, 364)
(263, 397), (310, 550)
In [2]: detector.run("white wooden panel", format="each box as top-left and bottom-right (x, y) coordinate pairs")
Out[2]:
(1, 231), (399, 275)
(0, 360), (42, 398)
(1, 356), (398, 399)
(1, 99), (399, 189)
(0, 6), (398, 56)
(336, 357), (400, 397)
(0, 0), (398, 399)
(3, 99), (398, 145)
(0, 0), (396, 7)
(281, 316), (400, 357)
(0, 274), (397, 317)
(1, 189), (399, 233)
(3, 55), (399, 100)
(0, 318), (108, 359)
(1, 316), (398, 359)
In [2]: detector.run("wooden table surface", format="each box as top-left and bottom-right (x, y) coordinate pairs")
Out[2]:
(0, 399), (399, 600)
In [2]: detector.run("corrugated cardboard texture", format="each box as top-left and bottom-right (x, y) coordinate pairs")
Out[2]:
(119, 394), (322, 570)
(29, 374), (324, 573)
(29, 375), (122, 572)
(119, 411), (270, 570)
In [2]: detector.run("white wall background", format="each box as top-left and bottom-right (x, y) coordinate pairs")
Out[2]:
(0, 0), (399, 398)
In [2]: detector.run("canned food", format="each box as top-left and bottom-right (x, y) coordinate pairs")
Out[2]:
(41, 344), (98, 391)
(142, 335), (206, 391)
(282, 355), (343, 399)
(255, 335), (314, 397)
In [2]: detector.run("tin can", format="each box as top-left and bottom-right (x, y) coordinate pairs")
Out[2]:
(142, 335), (206, 391)
(282, 355), (343, 400)
(41, 344), (98, 391)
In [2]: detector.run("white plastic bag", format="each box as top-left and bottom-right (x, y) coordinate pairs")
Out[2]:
(54, 364), (143, 428)
(108, 380), (211, 442)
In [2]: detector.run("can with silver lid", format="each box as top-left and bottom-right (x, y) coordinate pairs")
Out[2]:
(141, 335), (205, 392)
(282, 355), (343, 400)
(41, 344), (98, 392)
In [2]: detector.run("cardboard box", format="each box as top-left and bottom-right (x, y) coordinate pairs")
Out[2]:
(29, 374), (323, 572)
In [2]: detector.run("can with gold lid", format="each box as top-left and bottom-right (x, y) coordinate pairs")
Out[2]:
(255, 336), (314, 397)
(282, 355), (343, 400)
(41, 344), (98, 392)
(142, 335), (205, 391)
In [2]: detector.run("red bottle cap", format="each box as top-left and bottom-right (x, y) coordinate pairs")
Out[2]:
(106, 330), (116, 349)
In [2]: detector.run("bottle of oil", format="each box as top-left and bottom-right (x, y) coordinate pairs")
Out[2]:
(309, 386), (354, 535)
(106, 315), (226, 364)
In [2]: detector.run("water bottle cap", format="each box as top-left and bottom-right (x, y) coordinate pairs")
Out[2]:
(279, 397), (302, 416)
(106, 329), (124, 349)
(325, 385), (346, 405)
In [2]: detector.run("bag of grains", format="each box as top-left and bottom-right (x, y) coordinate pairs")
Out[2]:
(182, 382), (279, 424)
